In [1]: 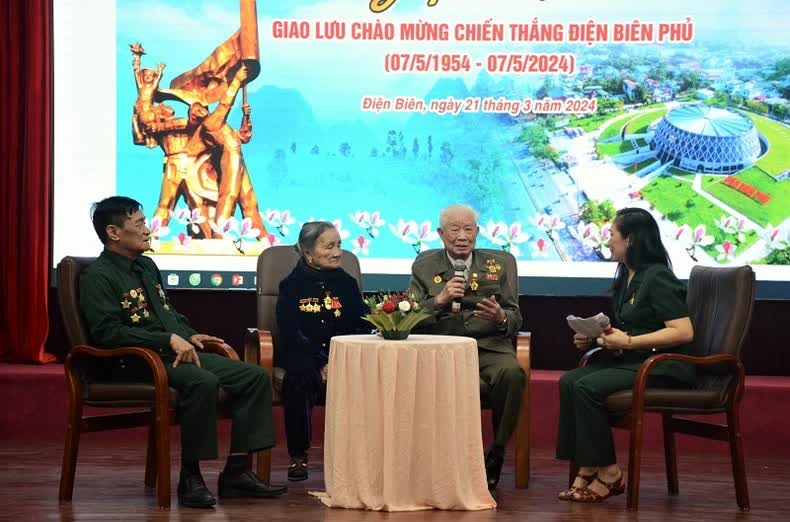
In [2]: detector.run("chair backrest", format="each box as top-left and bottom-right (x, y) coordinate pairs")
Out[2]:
(255, 245), (363, 338)
(414, 248), (519, 297)
(687, 265), (755, 370)
(56, 256), (97, 350)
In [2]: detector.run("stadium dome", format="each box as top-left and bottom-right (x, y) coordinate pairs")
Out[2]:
(651, 104), (762, 174)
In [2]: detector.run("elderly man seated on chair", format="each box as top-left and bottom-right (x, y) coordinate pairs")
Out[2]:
(407, 204), (525, 490)
(79, 196), (287, 508)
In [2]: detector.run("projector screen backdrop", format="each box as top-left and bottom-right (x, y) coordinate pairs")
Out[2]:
(54, 0), (790, 291)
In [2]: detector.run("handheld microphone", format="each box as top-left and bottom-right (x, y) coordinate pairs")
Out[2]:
(451, 259), (466, 313)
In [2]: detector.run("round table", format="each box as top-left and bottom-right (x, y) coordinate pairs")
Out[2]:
(318, 334), (496, 511)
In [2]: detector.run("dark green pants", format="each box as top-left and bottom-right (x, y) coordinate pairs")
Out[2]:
(479, 350), (525, 450)
(556, 364), (688, 467)
(165, 352), (275, 462)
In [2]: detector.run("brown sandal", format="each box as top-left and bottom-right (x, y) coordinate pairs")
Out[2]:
(558, 471), (597, 501)
(571, 472), (625, 503)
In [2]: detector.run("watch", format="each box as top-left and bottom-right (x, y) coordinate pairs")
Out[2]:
(497, 315), (507, 329)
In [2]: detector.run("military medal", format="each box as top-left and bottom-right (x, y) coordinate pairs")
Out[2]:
(131, 313), (140, 323)
(129, 289), (138, 299)
(143, 309), (150, 318)
(324, 293), (333, 310)
(470, 272), (479, 291)
(433, 275), (442, 284)
(121, 299), (131, 309)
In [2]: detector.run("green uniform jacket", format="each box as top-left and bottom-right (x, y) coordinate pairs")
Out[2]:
(610, 263), (696, 384)
(80, 250), (197, 366)
(407, 249), (522, 353)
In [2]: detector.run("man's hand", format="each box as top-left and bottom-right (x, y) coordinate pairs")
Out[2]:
(236, 64), (249, 84)
(597, 328), (630, 351)
(435, 276), (466, 306)
(188, 333), (224, 349)
(473, 295), (506, 323)
(573, 333), (594, 350)
(170, 334), (201, 368)
(320, 365), (328, 383)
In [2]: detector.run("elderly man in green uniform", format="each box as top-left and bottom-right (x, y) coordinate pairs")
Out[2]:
(407, 204), (525, 490)
(79, 196), (286, 508)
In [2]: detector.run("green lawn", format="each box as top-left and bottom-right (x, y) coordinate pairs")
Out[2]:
(624, 107), (668, 134)
(570, 110), (627, 132)
(667, 167), (695, 180)
(624, 157), (658, 174)
(598, 116), (629, 142)
(703, 166), (790, 227)
(741, 112), (790, 177)
(640, 176), (758, 257)
(597, 140), (634, 157)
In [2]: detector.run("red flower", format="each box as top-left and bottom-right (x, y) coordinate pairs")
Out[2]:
(382, 301), (397, 313)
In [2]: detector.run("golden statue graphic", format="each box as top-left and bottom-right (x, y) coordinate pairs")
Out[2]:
(131, 0), (266, 240)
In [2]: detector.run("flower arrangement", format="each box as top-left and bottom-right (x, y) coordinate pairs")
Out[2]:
(363, 292), (431, 340)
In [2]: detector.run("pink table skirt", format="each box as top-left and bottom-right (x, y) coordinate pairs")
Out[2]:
(318, 334), (496, 511)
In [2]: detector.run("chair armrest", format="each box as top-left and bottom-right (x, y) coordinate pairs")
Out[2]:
(245, 328), (273, 374)
(201, 341), (239, 360)
(631, 352), (743, 414)
(516, 331), (531, 372)
(579, 347), (604, 367)
(65, 345), (170, 409)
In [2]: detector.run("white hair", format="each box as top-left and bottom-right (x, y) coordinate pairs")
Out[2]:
(439, 204), (479, 228)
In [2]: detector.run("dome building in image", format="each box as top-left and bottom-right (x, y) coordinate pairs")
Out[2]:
(651, 104), (763, 174)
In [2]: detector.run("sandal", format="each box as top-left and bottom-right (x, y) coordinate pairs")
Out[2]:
(558, 471), (597, 501)
(571, 471), (625, 503)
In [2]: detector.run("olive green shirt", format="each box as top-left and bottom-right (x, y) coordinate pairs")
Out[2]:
(612, 263), (696, 384)
(79, 250), (197, 357)
(408, 249), (522, 354)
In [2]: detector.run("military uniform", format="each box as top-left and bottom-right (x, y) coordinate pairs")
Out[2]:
(275, 259), (368, 457)
(408, 249), (525, 450)
(556, 263), (695, 467)
(80, 250), (275, 462)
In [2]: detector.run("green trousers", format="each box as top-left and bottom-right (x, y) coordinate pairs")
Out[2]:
(165, 352), (275, 462)
(555, 364), (688, 467)
(479, 350), (526, 450)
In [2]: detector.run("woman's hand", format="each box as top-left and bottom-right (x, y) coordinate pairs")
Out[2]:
(573, 333), (594, 350)
(597, 328), (630, 351)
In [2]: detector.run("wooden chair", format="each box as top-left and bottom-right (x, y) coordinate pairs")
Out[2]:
(244, 245), (362, 482)
(413, 248), (531, 488)
(570, 265), (755, 510)
(57, 256), (239, 509)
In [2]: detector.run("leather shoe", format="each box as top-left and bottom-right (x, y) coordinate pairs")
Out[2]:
(177, 470), (216, 508)
(484, 451), (504, 491)
(288, 456), (308, 482)
(218, 469), (287, 498)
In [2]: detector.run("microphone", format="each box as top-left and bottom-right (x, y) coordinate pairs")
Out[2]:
(451, 259), (466, 313)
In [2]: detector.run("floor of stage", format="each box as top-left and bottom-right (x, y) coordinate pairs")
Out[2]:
(2, 440), (786, 521)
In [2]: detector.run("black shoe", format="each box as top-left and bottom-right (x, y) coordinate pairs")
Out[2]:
(484, 451), (504, 491)
(287, 456), (308, 482)
(177, 470), (216, 508)
(218, 469), (288, 498)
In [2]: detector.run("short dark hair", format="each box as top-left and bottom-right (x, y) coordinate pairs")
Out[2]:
(297, 221), (336, 259)
(90, 196), (143, 244)
(611, 207), (672, 296)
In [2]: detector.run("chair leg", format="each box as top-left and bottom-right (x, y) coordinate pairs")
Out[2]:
(569, 461), (579, 488)
(58, 401), (83, 503)
(257, 448), (272, 484)
(626, 412), (645, 511)
(514, 382), (530, 488)
(662, 413), (679, 495)
(727, 406), (750, 511)
(155, 410), (171, 509)
(144, 420), (157, 488)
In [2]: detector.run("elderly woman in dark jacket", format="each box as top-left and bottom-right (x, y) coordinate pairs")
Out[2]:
(276, 221), (368, 481)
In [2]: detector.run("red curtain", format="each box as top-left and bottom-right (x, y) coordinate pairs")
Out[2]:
(0, 0), (56, 363)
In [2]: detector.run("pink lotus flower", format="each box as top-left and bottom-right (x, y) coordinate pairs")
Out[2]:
(174, 232), (191, 250)
(531, 237), (550, 258)
(261, 233), (281, 249)
(352, 235), (370, 256)
(715, 240), (736, 262)
(264, 209), (296, 237)
(170, 207), (206, 235)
